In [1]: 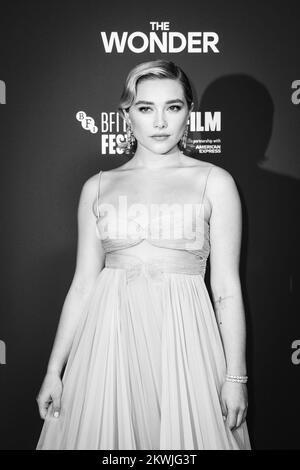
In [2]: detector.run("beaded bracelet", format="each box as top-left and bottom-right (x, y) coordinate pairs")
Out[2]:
(225, 374), (248, 384)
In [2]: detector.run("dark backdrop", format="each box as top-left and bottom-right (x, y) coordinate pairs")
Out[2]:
(0, 0), (299, 450)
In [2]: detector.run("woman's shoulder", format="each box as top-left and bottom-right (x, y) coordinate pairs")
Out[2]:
(201, 164), (238, 204)
(84, 168), (124, 198)
(181, 155), (233, 179)
(204, 163), (236, 186)
(180, 157), (238, 203)
(80, 172), (104, 210)
(81, 172), (106, 219)
(83, 171), (101, 193)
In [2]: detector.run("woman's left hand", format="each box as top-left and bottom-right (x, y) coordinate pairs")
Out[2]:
(220, 381), (248, 431)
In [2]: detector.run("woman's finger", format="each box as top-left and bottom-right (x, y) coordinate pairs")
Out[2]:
(220, 399), (227, 421)
(52, 394), (61, 418)
(226, 408), (238, 430)
(235, 409), (245, 429)
(37, 394), (52, 420)
(241, 406), (248, 424)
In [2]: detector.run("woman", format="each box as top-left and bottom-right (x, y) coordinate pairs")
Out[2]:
(36, 60), (251, 450)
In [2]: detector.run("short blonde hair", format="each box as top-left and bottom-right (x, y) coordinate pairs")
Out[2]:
(118, 59), (194, 120)
(117, 60), (194, 154)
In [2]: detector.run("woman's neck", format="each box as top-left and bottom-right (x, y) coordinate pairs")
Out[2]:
(129, 147), (183, 169)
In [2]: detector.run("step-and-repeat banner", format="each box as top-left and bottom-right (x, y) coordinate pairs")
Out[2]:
(0, 0), (299, 450)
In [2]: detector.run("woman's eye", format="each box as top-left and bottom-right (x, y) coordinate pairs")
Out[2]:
(138, 105), (182, 113)
(169, 105), (182, 111)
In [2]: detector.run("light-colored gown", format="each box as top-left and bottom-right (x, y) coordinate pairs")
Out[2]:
(36, 166), (251, 450)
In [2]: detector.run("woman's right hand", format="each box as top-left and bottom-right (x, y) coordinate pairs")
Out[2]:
(36, 371), (63, 420)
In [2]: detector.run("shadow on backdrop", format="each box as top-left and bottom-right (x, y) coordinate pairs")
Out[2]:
(194, 74), (300, 450)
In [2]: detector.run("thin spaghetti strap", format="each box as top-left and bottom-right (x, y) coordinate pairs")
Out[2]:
(96, 170), (103, 219)
(201, 166), (214, 204)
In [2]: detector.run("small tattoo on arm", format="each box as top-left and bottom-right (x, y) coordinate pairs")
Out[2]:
(213, 295), (234, 325)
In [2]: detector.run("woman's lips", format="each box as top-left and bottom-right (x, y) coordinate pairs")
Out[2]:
(151, 135), (170, 141)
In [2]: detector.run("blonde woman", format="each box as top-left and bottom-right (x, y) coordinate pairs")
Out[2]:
(36, 60), (251, 450)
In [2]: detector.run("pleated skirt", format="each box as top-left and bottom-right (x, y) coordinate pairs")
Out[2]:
(36, 266), (251, 450)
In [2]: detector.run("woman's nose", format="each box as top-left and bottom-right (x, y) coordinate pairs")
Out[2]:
(153, 112), (167, 128)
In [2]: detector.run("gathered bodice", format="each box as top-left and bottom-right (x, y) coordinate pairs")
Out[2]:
(93, 166), (213, 273)
(95, 205), (210, 257)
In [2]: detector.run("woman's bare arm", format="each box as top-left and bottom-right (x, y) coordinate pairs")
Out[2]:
(207, 166), (248, 430)
(45, 175), (105, 376)
(208, 166), (247, 376)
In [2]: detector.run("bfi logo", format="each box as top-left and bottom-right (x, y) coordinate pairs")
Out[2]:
(0, 340), (6, 364)
(0, 80), (6, 104)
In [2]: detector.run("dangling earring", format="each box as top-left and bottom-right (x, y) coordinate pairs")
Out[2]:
(126, 123), (136, 151)
(180, 124), (189, 149)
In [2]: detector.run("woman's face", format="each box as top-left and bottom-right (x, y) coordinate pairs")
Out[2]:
(125, 78), (193, 154)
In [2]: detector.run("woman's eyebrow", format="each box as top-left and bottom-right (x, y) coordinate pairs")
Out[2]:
(134, 99), (185, 106)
